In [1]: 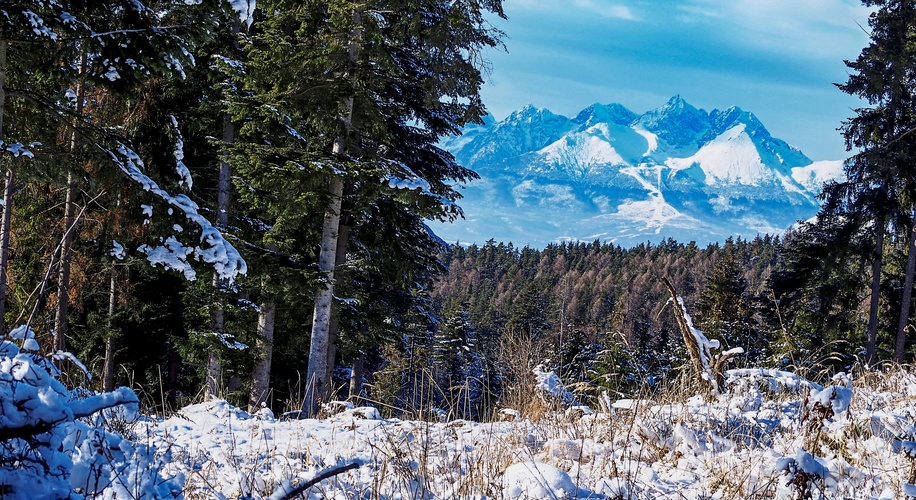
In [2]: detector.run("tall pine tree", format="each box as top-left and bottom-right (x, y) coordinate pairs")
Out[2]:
(834, 0), (916, 363)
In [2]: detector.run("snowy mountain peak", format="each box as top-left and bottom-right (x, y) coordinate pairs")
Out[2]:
(574, 103), (638, 128)
(435, 97), (842, 247)
(636, 96), (711, 153)
(655, 95), (703, 119)
(505, 104), (559, 124)
(664, 94), (690, 111)
(709, 106), (766, 139)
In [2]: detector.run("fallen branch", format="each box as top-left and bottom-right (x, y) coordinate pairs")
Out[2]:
(273, 462), (361, 500)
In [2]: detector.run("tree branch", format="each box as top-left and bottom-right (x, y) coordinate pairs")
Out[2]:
(274, 462), (360, 500)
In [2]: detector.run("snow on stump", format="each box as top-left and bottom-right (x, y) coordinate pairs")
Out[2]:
(662, 277), (743, 397)
(502, 461), (577, 500)
(533, 365), (575, 407)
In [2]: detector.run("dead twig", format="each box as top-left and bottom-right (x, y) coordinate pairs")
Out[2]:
(275, 462), (361, 500)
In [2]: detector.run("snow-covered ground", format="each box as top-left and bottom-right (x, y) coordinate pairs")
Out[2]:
(5, 327), (916, 499)
(134, 367), (916, 499)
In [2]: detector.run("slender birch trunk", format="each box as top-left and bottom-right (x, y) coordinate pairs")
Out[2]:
(866, 217), (887, 364)
(102, 267), (117, 391)
(206, 111), (235, 400)
(0, 40), (10, 336)
(324, 223), (349, 395)
(896, 209), (916, 363)
(304, 176), (345, 416)
(302, 7), (361, 417)
(54, 174), (77, 352)
(0, 168), (12, 336)
(54, 50), (87, 353)
(248, 298), (276, 412)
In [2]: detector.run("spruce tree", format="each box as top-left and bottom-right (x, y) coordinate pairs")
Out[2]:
(217, 0), (504, 415)
(694, 241), (760, 360)
(835, 0), (916, 363)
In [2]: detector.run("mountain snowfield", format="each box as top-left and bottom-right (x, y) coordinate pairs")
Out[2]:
(434, 96), (845, 247)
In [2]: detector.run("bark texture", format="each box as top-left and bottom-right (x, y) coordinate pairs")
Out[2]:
(248, 299), (276, 412)
(302, 7), (361, 417)
(866, 218), (887, 364)
(0, 40), (10, 336)
(896, 211), (916, 363)
(102, 268), (117, 392)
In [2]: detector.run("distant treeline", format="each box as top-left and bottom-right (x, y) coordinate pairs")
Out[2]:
(422, 228), (905, 407)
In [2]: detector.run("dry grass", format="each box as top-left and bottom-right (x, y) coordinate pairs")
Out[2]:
(101, 364), (916, 499)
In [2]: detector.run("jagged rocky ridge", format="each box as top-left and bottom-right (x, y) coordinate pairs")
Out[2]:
(435, 96), (844, 247)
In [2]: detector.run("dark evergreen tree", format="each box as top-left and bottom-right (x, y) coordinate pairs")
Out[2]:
(833, 0), (916, 363)
(694, 240), (763, 362)
(433, 304), (482, 418)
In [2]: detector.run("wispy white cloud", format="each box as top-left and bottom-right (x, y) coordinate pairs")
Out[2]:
(486, 0), (873, 160)
(678, 0), (872, 60)
(573, 0), (639, 20)
(507, 0), (640, 21)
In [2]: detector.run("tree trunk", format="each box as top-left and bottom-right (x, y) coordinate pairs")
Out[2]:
(324, 223), (350, 398)
(303, 176), (344, 416)
(0, 169), (12, 336)
(896, 209), (916, 363)
(54, 174), (77, 353)
(348, 355), (364, 402)
(302, 7), (361, 417)
(166, 342), (180, 413)
(206, 81), (238, 402)
(102, 266), (117, 392)
(166, 287), (185, 413)
(866, 217), (887, 364)
(216, 112), (234, 230)
(248, 299), (276, 412)
(206, 310), (224, 398)
(54, 50), (87, 353)
(0, 40), (10, 336)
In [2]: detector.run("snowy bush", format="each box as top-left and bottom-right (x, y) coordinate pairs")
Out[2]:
(0, 327), (182, 498)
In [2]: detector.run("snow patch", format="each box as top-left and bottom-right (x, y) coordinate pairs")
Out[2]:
(502, 461), (576, 500)
(106, 143), (246, 282)
(169, 115), (192, 189)
(792, 159), (845, 193)
(110, 240), (126, 260)
(533, 365), (574, 405)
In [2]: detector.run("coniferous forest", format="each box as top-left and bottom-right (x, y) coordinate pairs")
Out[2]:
(14, 1), (916, 499)
(3, 0), (916, 427)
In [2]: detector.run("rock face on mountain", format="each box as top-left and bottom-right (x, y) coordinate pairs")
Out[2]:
(434, 96), (844, 247)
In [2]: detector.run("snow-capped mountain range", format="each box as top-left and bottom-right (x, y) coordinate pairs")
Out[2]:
(433, 95), (844, 247)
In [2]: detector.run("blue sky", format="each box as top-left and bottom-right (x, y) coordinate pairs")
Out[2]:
(478, 0), (873, 161)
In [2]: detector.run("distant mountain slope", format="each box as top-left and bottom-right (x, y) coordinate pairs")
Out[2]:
(434, 96), (845, 247)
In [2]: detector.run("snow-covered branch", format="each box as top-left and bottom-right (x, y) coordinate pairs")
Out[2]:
(104, 141), (247, 282)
